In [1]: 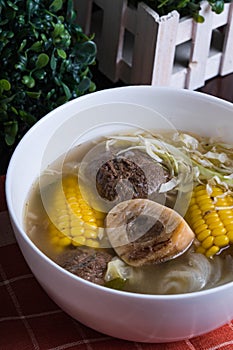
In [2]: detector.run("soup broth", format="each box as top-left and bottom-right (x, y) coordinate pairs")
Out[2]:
(24, 130), (233, 294)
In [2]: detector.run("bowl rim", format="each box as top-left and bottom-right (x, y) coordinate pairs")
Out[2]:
(5, 85), (233, 300)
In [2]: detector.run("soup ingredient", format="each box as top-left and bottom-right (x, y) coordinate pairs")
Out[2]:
(57, 247), (113, 285)
(185, 185), (233, 258)
(49, 175), (105, 250)
(24, 131), (233, 295)
(96, 157), (148, 201)
(151, 251), (233, 294)
(96, 149), (170, 202)
(105, 199), (195, 266)
(104, 257), (132, 290)
(172, 132), (233, 189)
(79, 134), (192, 218)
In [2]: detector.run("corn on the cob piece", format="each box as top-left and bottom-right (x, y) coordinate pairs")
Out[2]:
(185, 185), (233, 258)
(49, 175), (105, 251)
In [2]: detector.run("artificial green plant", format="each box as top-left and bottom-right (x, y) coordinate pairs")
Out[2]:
(0, 0), (97, 173)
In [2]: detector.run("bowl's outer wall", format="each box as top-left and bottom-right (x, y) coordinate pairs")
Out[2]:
(6, 86), (233, 342)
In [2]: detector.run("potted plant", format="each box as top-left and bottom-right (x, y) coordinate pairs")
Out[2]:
(130, 0), (226, 22)
(75, 0), (233, 90)
(0, 0), (97, 174)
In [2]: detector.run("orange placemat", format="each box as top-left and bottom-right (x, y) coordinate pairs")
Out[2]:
(1, 176), (233, 350)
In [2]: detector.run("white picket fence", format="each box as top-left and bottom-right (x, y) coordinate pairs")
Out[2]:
(74, 0), (233, 89)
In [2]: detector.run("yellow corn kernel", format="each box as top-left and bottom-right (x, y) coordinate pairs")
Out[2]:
(204, 212), (219, 220)
(205, 217), (221, 227)
(227, 231), (233, 243)
(208, 221), (224, 230)
(197, 194), (211, 202)
(59, 236), (72, 246)
(189, 197), (196, 206)
(215, 198), (229, 206)
(199, 203), (215, 212)
(222, 218), (233, 226)
(211, 187), (223, 196)
(189, 208), (202, 218)
(202, 236), (214, 249)
(84, 229), (98, 239)
(212, 227), (227, 236)
(48, 175), (106, 250)
(192, 219), (205, 230)
(71, 227), (85, 236)
(85, 239), (100, 248)
(185, 185), (233, 258)
(196, 246), (206, 255)
(197, 229), (211, 242)
(72, 236), (86, 246)
(218, 210), (233, 218)
(205, 246), (220, 258)
(194, 185), (205, 193)
(214, 235), (229, 247)
(195, 224), (208, 234)
(226, 224), (233, 232)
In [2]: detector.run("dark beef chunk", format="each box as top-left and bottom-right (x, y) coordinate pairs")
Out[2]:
(123, 149), (170, 195)
(96, 157), (148, 201)
(96, 150), (170, 203)
(57, 247), (113, 285)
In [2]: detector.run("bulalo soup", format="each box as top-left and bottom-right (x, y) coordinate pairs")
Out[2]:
(24, 130), (233, 294)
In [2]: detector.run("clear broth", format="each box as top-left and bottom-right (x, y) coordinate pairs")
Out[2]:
(24, 131), (233, 294)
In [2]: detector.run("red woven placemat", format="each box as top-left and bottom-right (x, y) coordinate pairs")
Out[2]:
(1, 176), (233, 350)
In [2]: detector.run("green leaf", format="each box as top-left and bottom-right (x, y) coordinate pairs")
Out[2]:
(0, 79), (11, 91)
(78, 77), (91, 93)
(30, 41), (43, 52)
(4, 121), (18, 146)
(22, 75), (35, 88)
(57, 48), (67, 59)
(49, 0), (63, 12)
(52, 23), (65, 38)
(211, 0), (224, 14)
(18, 39), (27, 53)
(26, 91), (41, 99)
(193, 13), (205, 23)
(10, 106), (18, 115)
(19, 110), (36, 124)
(41, 34), (47, 42)
(35, 53), (49, 69)
(33, 69), (46, 80)
(105, 278), (126, 290)
(89, 81), (96, 93)
(7, 1), (19, 11)
(50, 51), (57, 70)
(46, 89), (55, 100)
(61, 82), (72, 100)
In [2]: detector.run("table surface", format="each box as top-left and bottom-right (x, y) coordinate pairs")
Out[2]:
(1, 73), (233, 350)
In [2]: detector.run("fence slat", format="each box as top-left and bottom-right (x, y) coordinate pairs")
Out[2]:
(130, 3), (160, 84)
(98, 0), (127, 82)
(76, 0), (233, 89)
(176, 17), (193, 45)
(220, 2), (233, 75)
(186, 2), (214, 90)
(151, 11), (180, 86)
(212, 2), (230, 29)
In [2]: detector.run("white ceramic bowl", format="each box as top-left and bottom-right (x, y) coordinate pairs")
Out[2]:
(6, 86), (233, 343)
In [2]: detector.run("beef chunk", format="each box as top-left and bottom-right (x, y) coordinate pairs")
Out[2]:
(96, 149), (170, 202)
(96, 157), (148, 201)
(57, 247), (113, 285)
